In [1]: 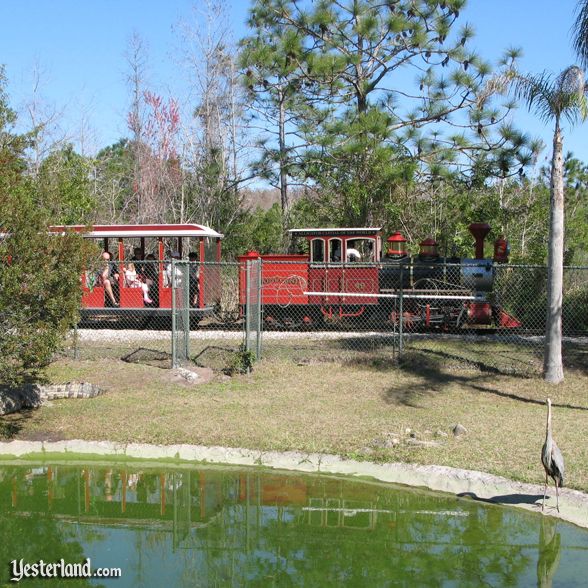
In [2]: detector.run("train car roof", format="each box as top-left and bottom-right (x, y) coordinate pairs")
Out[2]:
(49, 224), (223, 239)
(288, 228), (382, 237)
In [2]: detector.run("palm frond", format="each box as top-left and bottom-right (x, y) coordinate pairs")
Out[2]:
(572, 0), (588, 67)
(511, 71), (557, 122)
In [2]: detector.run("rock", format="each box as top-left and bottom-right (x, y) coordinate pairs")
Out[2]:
(176, 367), (200, 383)
(409, 431), (417, 438)
(405, 427), (412, 435)
(435, 430), (448, 438)
(385, 438), (400, 448)
(452, 423), (468, 437)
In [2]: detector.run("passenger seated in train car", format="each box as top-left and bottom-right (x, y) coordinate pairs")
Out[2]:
(188, 251), (199, 306)
(164, 251), (183, 288)
(131, 247), (143, 261)
(346, 238), (375, 262)
(124, 262), (153, 304)
(97, 251), (119, 306)
(346, 248), (362, 262)
(143, 254), (159, 306)
(330, 240), (342, 262)
(131, 247), (145, 280)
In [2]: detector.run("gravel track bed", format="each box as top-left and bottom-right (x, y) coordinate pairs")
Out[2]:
(73, 329), (588, 344)
(74, 329), (397, 342)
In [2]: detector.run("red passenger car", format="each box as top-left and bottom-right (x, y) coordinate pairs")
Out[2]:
(50, 224), (223, 319)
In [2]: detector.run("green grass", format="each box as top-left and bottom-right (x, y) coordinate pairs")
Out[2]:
(3, 337), (588, 492)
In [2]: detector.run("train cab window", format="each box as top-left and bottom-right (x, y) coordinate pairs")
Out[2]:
(311, 239), (325, 263)
(346, 239), (375, 262)
(329, 238), (342, 263)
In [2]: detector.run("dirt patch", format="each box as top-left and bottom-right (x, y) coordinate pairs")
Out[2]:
(193, 345), (239, 372)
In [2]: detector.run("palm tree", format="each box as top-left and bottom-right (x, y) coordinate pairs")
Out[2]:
(513, 67), (586, 383)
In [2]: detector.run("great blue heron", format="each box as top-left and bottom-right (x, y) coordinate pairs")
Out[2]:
(541, 398), (565, 512)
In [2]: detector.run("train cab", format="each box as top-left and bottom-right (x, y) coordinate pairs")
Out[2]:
(291, 228), (382, 314)
(239, 228), (383, 326)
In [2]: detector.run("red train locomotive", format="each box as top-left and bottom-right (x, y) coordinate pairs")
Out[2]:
(238, 223), (521, 330)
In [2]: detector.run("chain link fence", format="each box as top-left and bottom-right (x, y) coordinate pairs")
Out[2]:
(63, 260), (244, 373)
(63, 260), (588, 377)
(251, 260), (588, 377)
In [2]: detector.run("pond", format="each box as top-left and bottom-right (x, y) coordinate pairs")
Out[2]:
(0, 461), (587, 586)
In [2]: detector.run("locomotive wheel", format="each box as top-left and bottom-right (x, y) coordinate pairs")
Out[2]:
(402, 312), (417, 332)
(386, 310), (417, 331)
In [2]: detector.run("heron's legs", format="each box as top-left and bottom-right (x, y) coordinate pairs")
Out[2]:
(555, 480), (560, 512)
(542, 472), (548, 512)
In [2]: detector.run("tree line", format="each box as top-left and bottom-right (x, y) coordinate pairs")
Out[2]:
(0, 0), (585, 263)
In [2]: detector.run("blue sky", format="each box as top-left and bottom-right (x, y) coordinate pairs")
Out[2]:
(0, 0), (585, 166)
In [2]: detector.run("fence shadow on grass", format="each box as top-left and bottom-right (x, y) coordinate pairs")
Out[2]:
(405, 347), (538, 378)
(192, 345), (241, 372)
(121, 347), (172, 369)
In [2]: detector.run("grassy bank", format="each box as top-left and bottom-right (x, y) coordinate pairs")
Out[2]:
(2, 338), (588, 492)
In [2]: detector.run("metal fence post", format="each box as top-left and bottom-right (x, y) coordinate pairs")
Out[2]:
(399, 263), (404, 354)
(171, 258), (177, 368)
(73, 324), (79, 360)
(256, 258), (262, 360)
(245, 260), (251, 353)
(183, 261), (190, 361)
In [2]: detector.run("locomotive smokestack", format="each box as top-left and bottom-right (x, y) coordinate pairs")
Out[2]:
(469, 223), (491, 259)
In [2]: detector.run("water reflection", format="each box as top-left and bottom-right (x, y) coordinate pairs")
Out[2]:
(0, 463), (586, 587)
(537, 517), (561, 588)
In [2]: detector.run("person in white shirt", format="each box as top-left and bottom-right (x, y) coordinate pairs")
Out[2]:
(346, 248), (361, 262)
(165, 251), (183, 288)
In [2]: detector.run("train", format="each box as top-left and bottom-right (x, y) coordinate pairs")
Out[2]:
(51, 221), (519, 330)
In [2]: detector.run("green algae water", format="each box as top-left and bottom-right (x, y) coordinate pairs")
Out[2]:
(1, 462), (587, 586)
